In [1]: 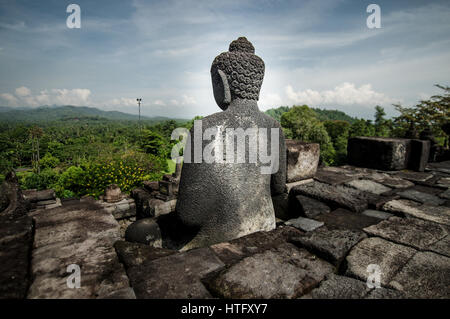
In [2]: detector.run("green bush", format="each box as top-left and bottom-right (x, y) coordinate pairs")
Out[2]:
(40, 153), (60, 169)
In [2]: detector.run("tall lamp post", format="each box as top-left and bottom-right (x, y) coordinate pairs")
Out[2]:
(136, 98), (142, 123)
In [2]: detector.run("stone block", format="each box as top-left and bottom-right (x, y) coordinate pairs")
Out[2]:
(302, 274), (370, 299)
(285, 179), (313, 193)
(290, 228), (366, 267)
(291, 181), (370, 213)
(143, 181), (159, 192)
(126, 247), (225, 298)
(409, 139), (430, 172)
(345, 237), (416, 288)
(272, 193), (297, 221)
(314, 169), (356, 185)
(288, 194), (330, 218)
(114, 241), (176, 268)
(361, 209), (394, 220)
(363, 216), (450, 257)
(347, 137), (411, 171)
(345, 179), (391, 195)
(389, 251), (450, 298)
(207, 243), (334, 299)
(104, 184), (122, 203)
(285, 217), (324, 232)
(285, 140), (320, 183)
(397, 189), (445, 206)
(383, 199), (450, 226)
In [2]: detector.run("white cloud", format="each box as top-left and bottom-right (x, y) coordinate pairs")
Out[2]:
(107, 97), (137, 107)
(285, 82), (397, 107)
(15, 86), (31, 97)
(0, 93), (19, 106)
(154, 100), (165, 106)
(0, 87), (91, 107)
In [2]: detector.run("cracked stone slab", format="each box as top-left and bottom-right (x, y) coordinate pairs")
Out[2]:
(289, 194), (331, 218)
(389, 251), (450, 298)
(397, 189), (445, 206)
(27, 201), (133, 299)
(365, 287), (406, 299)
(314, 169), (356, 185)
(367, 172), (414, 189)
(114, 241), (176, 268)
(315, 208), (382, 232)
(127, 247), (225, 299)
(290, 228), (366, 267)
(363, 217), (450, 257)
(291, 181), (371, 213)
(302, 274), (370, 299)
(207, 243), (334, 299)
(285, 217), (324, 232)
(345, 179), (391, 195)
(345, 237), (416, 288)
(210, 226), (302, 267)
(362, 210), (394, 220)
(383, 199), (450, 226)
(393, 171), (433, 183)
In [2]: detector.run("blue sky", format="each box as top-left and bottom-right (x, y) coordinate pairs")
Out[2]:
(0, 0), (449, 119)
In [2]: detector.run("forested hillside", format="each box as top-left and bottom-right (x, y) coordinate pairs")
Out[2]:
(0, 105), (182, 123)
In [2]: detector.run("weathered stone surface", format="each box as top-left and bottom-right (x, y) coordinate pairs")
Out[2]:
(347, 137), (411, 171)
(315, 208), (381, 232)
(285, 140), (319, 182)
(439, 189), (450, 200)
(143, 181), (159, 192)
(372, 175), (415, 189)
(22, 188), (56, 203)
(314, 169), (355, 185)
(290, 228), (366, 267)
(285, 217), (324, 232)
(365, 287), (406, 299)
(291, 181), (369, 213)
(104, 184), (123, 203)
(409, 139), (430, 172)
(114, 240), (176, 268)
(285, 179), (313, 193)
(207, 243), (334, 299)
(125, 218), (162, 247)
(397, 189), (445, 206)
(1, 172), (30, 217)
(345, 237), (416, 287)
(302, 274), (370, 299)
(362, 209), (394, 220)
(383, 199), (450, 226)
(363, 216), (449, 256)
(289, 194), (330, 218)
(210, 226), (302, 267)
(27, 201), (132, 299)
(437, 177), (450, 188)
(0, 214), (33, 299)
(428, 236), (450, 257)
(100, 198), (136, 220)
(345, 179), (391, 195)
(389, 251), (450, 298)
(131, 188), (176, 219)
(126, 247), (225, 298)
(394, 171), (433, 183)
(176, 37), (286, 250)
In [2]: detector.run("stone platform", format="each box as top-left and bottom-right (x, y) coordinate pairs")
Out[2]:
(1, 161), (449, 299)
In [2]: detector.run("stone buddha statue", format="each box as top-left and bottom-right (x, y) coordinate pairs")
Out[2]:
(175, 37), (286, 250)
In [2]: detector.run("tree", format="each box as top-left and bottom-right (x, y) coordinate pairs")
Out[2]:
(374, 106), (391, 137)
(29, 126), (44, 174)
(281, 105), (336, 165)
(392, 85), (450, 146)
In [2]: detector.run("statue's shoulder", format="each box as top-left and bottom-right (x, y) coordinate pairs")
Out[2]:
(259, 111), (282, 129)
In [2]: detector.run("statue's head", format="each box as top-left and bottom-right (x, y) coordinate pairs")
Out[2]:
(211, 37), (265, 110)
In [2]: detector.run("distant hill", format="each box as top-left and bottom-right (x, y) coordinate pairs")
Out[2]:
(0, 105), (184, 123)
(265, 106), (357, 124)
